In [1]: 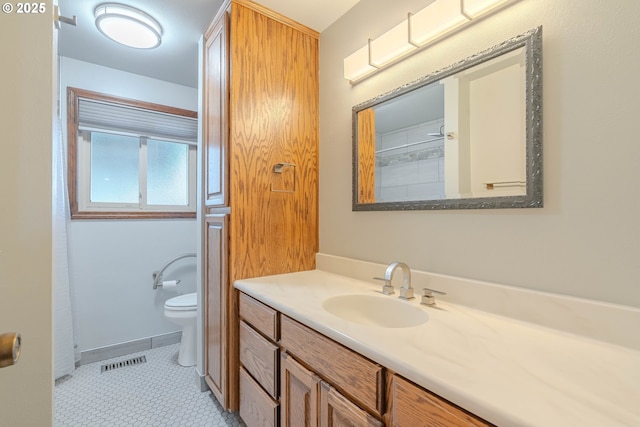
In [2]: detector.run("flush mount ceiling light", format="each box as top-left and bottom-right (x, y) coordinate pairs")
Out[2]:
(344, 0), (519, 83)
(94, 3), (163, 49)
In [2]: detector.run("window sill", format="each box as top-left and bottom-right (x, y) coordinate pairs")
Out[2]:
(70, 211), (197, 220)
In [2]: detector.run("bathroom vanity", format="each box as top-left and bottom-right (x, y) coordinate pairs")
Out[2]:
(238, 292), (490, 427)
(236, 291), (494, 426)
(234, 256), (640, 427)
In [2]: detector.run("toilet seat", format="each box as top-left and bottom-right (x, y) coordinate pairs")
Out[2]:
(164, 293), (197, 311)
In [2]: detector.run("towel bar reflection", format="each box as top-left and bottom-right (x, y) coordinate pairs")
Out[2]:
(485, 181), (526, 190)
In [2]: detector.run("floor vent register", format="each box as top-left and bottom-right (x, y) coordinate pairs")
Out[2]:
(101, 355), (147, 373)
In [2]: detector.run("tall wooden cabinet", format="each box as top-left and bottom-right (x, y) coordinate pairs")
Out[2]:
(202, 0), (319, 411)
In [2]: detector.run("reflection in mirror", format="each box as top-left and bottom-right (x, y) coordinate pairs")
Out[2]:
(353, 27), (542, 210)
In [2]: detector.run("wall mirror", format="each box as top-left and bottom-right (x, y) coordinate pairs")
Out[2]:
(352, 26), (542, 210)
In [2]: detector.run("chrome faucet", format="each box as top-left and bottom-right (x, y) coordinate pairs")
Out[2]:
(375, 261), (414, 300)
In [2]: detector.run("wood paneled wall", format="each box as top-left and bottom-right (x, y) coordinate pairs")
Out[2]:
(228, 2), (319, 282)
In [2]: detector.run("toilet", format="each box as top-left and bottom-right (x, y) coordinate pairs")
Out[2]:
(164, 293), (197, 367)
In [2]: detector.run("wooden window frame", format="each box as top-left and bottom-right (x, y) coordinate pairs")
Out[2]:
(67, 87), (198, 219)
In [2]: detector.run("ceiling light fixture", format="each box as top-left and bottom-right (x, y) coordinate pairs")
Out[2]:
(94, 3), (163, 49)
(344, 0), (518, 83)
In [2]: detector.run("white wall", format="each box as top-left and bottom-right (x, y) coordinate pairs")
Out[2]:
(60, 57), (199, 352)
(0, 3), (53, 425)
(468, 56), (525, 197)
(319, 0), (640, 308)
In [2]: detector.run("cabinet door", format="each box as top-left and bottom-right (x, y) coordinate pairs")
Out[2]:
(203, 10), (228, 207)
(204, 214), (228, 406)
(320, 382), (382, 427)
(281, 352), (320, 427)
(388, 375), (494, 427)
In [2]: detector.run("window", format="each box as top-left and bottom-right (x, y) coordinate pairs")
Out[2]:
(67, 88), (198, 219)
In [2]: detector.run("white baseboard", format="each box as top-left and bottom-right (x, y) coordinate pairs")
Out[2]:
(78, 331), (182, 365)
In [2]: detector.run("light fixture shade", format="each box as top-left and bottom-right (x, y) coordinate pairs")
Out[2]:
(344, 45), (377, 82)
(95, 3), (162, 49)
(462, 0), (509, 18)
(370, 20), (416, 67)
(410, 0), (469, 46)
(343, 0), (517, 83)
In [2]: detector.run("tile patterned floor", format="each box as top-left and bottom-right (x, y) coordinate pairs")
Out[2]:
(54, 344), (245, 427)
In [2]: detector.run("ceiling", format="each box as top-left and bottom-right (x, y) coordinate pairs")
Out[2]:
(58, 0), (359, 88)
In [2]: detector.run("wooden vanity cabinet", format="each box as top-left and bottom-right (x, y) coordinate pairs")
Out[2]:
(237, 292), (494, 427)
(202, 0), (319, 411)
(387, 375), (494, 427)
(238, 292), (384, 427)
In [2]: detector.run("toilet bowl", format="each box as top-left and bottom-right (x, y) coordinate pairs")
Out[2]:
(164, 293), (197, 367)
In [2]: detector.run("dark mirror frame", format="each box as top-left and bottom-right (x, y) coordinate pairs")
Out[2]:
(352, 26), (542, 211)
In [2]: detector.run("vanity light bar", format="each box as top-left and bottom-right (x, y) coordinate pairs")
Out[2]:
(343, 0), (515, 83)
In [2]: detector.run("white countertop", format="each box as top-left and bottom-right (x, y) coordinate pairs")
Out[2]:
(235, 269), (640, 427)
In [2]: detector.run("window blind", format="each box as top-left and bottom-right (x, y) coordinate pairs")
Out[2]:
(77, 98), (197, 145)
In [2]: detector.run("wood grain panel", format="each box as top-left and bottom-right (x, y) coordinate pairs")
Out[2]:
(239, 292), (279, 341)
(387, 374), (494, 427)
(280, 316), (384, 417)
(203, 11), (228, 207)
(233, 0), (319, 38)
(357, 108), (376, 204)
(281, 352), (320, 427)
(320, 382), (383, 427)
(239, 321), (279, 398)
(203, 0), (319, 412)
(204, 214), (228, 406)
(240, 367), (279, 427)
(228, 2), (319, 284)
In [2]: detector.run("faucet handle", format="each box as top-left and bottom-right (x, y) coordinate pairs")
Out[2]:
(421, 287), (446, 306)
(373, 277), (395, 295)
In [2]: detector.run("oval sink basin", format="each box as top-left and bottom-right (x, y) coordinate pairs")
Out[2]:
(322, 294), (428, 328)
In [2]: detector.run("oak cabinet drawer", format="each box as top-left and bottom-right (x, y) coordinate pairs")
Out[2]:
(280, 315), (384, 417)
(388, 375), (494, 427)
(240, 320), (279, 398)
(239, 367), (279, 427)
(240, 293), (279, 341)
